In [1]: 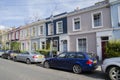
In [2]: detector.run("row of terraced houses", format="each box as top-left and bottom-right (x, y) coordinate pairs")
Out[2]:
(1, 0), (120, 60)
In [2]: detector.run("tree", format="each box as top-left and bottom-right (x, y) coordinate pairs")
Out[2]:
(10, 41), (20, 51)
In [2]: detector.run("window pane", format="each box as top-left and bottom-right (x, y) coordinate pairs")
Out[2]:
(74, 18), (80, 30)
(40, 26), (43, 35)
(53, 40), (58, 51)
(48, 23), (53, 35)
(119, 6), (120, 23)
(42, 42), (45, 49)
(57, 21), (63, 33)
(33, 27), (35, 36)
(94, 13), (101, 27)
(78, 38), (86, 52)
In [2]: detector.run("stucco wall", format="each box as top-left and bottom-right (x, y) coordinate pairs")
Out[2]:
(69, 33), (96, 54)
(67, 7), (111, 34)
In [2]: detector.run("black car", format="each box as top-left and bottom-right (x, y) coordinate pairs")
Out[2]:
(1, 50), (14, 59)
(0, 50), (5, 57)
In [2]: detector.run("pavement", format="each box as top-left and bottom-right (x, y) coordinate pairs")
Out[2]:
(0, 58), (107, 80)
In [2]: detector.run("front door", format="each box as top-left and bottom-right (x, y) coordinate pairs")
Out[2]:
(62, 40), (67, 52)
(101, 37), (109, 60)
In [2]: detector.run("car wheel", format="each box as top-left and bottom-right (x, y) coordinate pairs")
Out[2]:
(107, 66), (120, 80)
(43, 61), (50, 68)
(7, 56), (10, 60)
(1, 55), (4, 58)
(14, 57), (17, 62)
(26, 59), (31, 64)
(73, 65), (82, 74)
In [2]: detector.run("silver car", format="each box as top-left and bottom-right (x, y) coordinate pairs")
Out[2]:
(15, 51), (45, 64)
(0, 50), (5, 57)
(101, 57), (120, 80)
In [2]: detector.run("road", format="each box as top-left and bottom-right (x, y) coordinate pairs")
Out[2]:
(0, 58), (106, 80)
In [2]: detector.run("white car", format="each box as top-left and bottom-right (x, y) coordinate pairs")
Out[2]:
(101, 57), (120, 80)
(15, 51), (45, 64)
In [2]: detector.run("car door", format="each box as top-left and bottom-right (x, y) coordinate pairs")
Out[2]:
(22, 52), (29, 62)
(75, 52), (86, 67)
(17, 53), (25, 61)
(50, 53), (67, 68)
(62, 52), (76, 70)
(55, 52), (67, 69)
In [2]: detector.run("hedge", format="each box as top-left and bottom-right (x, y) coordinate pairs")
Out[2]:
(105, 40), (120, 58)
(36, 50), (57, 58)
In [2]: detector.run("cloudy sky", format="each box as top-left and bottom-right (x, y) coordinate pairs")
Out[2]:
(0, 0), (103, 29)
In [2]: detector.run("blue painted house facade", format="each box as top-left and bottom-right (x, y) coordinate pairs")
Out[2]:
(109, 0), (120, 39)
(45, 13), (68, 52)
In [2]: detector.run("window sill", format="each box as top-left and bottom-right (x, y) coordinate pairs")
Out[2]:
(73, 29), (81, 32)
(92, 26), (103, 29)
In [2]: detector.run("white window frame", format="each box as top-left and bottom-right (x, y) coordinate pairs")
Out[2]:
(92, 11), (103, 28)
(118, 6), (120, 23)
(32, 27), (36, 36)
(53, 40), (58, 51)
(76, 37), (88, 52)
(16, 31), (18, 39)
(32, 41), (38, 50)
(39, 25), (44, 35)
(56, 21), (63, 34)
(27, 28), (29, 37)
(41, 41), (45, 49)
(72, 16), (81, 31)
(48, 23), (54, 35)
(24, 29), (26, 37)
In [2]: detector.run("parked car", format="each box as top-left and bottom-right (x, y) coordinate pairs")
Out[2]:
(101, 57), (120, 80)
(10, 51), (20, 60)
(1, 50), (14, 59)
(14, 51), (45, 64)
(43, 52), (98, 74)
(0, 50), (5, 57)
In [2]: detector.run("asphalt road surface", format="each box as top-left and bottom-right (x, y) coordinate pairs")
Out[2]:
(0, 58), (106, 80)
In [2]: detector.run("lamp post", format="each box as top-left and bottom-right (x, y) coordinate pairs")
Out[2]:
(49, 15), (54, 58)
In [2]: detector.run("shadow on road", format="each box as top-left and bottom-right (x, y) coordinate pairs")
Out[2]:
(81, 70), (109, 80)
(35, 63), (44, 67)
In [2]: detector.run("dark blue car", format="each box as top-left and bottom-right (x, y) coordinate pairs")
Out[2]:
(43, 52), (98, 74)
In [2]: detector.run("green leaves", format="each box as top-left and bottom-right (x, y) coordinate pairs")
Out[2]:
(105, 40), (120, 58)
(10, 41), (20, 51)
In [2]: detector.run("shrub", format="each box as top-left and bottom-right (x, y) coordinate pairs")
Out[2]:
(10, 41), (21, 51)
(105, 40), (120, 58)
(36, 49), (57, 58)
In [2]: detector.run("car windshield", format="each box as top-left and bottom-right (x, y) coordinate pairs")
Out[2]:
(6, 50), (13, 53)
(31, 51), (40, 54)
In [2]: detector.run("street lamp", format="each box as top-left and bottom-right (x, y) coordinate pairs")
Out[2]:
(49, 14), (54, 58)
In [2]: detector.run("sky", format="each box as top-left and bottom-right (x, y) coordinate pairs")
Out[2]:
(0, 0), (103, 29)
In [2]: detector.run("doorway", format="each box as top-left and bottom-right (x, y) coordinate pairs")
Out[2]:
(101, 37), (109, 60)
(61, 40), (67, 52)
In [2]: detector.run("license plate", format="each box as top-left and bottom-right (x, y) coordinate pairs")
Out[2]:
(38, 56), (42, 58)
(93, 60), (97, 63)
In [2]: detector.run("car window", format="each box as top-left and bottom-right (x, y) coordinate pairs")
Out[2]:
(67, 53), (76, 58)
(76, 53), (85, 59)
(87, 53), (96, 58)
(0, 50), (4, 52)
(31, 52), (40, 54)
(6, 50), (12, 53)
(24, 52), (29, 54)
(57, 53), (66, 58)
